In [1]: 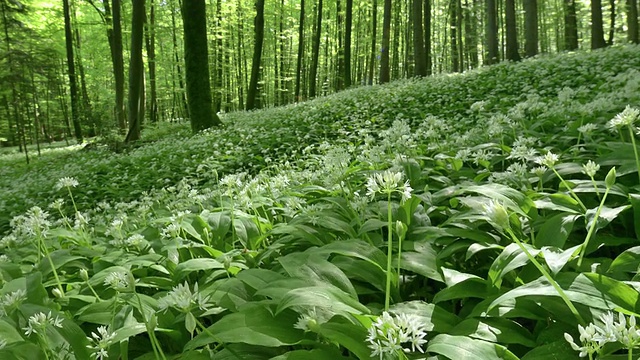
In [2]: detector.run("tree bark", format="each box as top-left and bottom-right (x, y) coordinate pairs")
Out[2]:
(181, 0), (222, 130)
(295, 0), (305, 101)
(524, 0), (538, 57)
(101, 0), (126, 132)
(608, 0), (615, 45)
(424, 0), (432, 74)
(564, 0), (578, 50)
(629, 0), (639, 43)
(486, 0), (499, 64)
(413, 0), (427, 76)
(591, 0), (607, 49)
(344, 0), (353, 88)
(309, 0), (323, 97)
(125, 0), (145, 142)
(368, 0), (377, 84)
(145, 0), (158, 123)
(505, 0), (521, 61)
(63, 0), (82, 142)
(449, 0), (459, 71)
(246, 0), (265, 110)
(379, 0), (391, 83)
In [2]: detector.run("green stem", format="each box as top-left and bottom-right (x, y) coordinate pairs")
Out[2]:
(195, 318), (243, 359)
(628, 125), (640, 184)
(505, 228), (585, 326)
(589, 177), (601, 199)
(66, 187), (78, 214)
(38, 233), (64, 295)
(577, 186), (610, 268)
(135, 292), (166, 360)
(396, 231), (403, 289)
(384, 192), (393, 311)
(551, 167), (587, 212)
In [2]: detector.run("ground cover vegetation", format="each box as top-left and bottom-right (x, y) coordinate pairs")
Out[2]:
(2, 45), (640, 359)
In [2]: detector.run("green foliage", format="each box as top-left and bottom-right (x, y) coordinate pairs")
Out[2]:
(3, 45), (640, 359)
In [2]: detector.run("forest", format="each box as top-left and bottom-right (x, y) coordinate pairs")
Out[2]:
(2, 0), (640, 359)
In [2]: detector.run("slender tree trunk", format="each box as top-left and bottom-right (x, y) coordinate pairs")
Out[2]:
(171, 0), (189, 120)
(63, 0), (82, 142)
(344, 0), (353, 88)
(145, 0), (158, 123)
(213, 0), (224, 112)
(524, 0), (538, 57)
(295, 0), (305, 101)
(125, 0), (145, 142)
(368, 0), (378, 84)
(608, 0), (615, 45)
(246, 0), (265, 110)
(413, 0), (427, 76)
(505, 0), (521, 61)
(564, 0), (578, 50)
(101, 0), (126, 132)
(380, 0), (391, 83)
(425, 0), (432, 74)
(591, 0), (607, 49)
(628, 0), (639, 43)
(309, 0), (323, 97)
(450, 0), (459, 71)
(336, 0), (344, 90)
(486, 0), (499, 63)
(71, 4), (94, 136)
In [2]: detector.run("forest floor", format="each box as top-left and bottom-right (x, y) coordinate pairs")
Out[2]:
(2, 45), (640, 359)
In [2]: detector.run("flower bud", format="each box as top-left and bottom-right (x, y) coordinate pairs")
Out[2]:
(52, 288), (64, 298)
(605, 167), (616, 189)
(79, 268), (89, 282)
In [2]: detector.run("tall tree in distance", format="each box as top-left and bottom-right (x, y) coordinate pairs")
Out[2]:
(424, 0), (432, 74)
(486, 0), (499, 64)
(125, 0), (145, 142)
(246, 0), (265, 110)
(564, 0), (578, 50)
(413, 0), (427, 76)
(524, 0), (538, 57)
(344, 0), (353, 88)
(368, 0), (377, 84)
(379, 0), (391, 83)
(309, 0), (323, 98)
(449, 0), (459, 71)
(505, 0), (520, 61)
(62, 0), (82, 142)
(628, 0), (638, 43)
(591, 0), (607, 49)
(182, 0), (222, 130)
(145, 0), (158, 123)
(294, 0), (305, 101)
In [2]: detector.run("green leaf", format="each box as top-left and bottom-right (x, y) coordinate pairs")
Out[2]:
(185, 305), (303, 350)
(317, 319), (371, 360)
(488, 243), (540, 289)
(450, 318), (536, 347)
(585, 205), (630, 232)
(390, 301), (460, 333)
(534, 213), (579, 248)
(315, 239), (387, 270)
(236, 269), (286, 291)
(278, 252), (357, 298)
(0, 319), (24, 345)
(400, 241), (443, 282)
(270, 348), (347, 360)
(608, 246), (640, 273)
(427, 334), (519, 360)
(520, 341), (580, 360)
(174, 258), (225, 280)
(276, 285), (370, 316)
(541, 245), (580, 275)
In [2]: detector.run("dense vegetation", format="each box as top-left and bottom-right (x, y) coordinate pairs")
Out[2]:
(2, 45), (640, 359)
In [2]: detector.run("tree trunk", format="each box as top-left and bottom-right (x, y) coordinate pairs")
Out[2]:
(368, 0), (377, 84)
(524, 0), (538, 57)
(413, 0), (427, 76)
(425, 0), (432, 74)
(629, 0), (639, 43)
(608, 0), (615, 45)
(246, 0), (265, 110)
(181, 0), (222, 131)
(309, 0), (323, 97)
(102, 0), (126, 132)
(344, 0), (353, 88)
(505, 0), (521, 61)
(591, 0), (607, 49)
(171, 0), (189, 120)
(63, 0), (82, 142)
(295, 0), (305, 101)
(336, 0), (344, 90)
(449, 0), (459, 71)
(564, 0), (578, 50)
(125, 0), (145, 142)
(486, 0), (499, 63)
(145, 0), (158, 123)
(380, 0), (391, 83)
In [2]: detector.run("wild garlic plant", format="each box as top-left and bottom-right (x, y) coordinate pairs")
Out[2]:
(565, 311), (640, 359)
(607, 106), (640, 183)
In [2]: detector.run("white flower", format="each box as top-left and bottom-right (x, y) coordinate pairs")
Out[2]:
(157, 282), (209, 313)
(87, 325), (116, 360)
(366, 170), (413, 203)
(366, 311), (427, 359)
(577, 123), (598, 135)
(104, 271), (131, 291)
(608, 105), (640, 129)
(56, 177), (79, 191)
(483, 200), (511, 231)
(535, 151), (559, 168)
(23, 311), (64, 336)
(294, 307), (331, 332)
(582, 160), (600, 178)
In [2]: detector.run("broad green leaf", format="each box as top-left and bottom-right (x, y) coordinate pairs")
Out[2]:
(276, 285), (370, 316)
(36, 249), (84, 277)
(0, 342), (46, 360)
(520, 341), (581, 360)
(270, 348), (347, 360)
(630, 194), (640, 241)
(541, 245), (580, 275)
(331, 255), (387, 291)
(427, 334), (519, 360)
(585, 205), (630, 232)
(317, 319), (371, 360)
(185, 305), (303, 350)
(450, 318), (536, 347)
(279, 252), (357, 298)
(236, 269), (286, 291)
(433, 277), (491, 303)
(534, 213), (579, 248)
(0, 319), (23, 344)
(608, 246), (640, 273)
(315, 239), (387, 270)
(400, 240), (443, 282)
(254, 278), (312, 302)
(488, 243), (540, 289)
(174, 258), (225, 280)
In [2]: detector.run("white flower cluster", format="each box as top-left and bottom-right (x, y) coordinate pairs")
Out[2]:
(565, 311), (640, 357)
(55, 177), (79, 191)
(157, 282), (209, 313)
(607, 105), (639, 130)
(366, 170), (413, 203)
(23, 311), (64, 336)
(366, 311), (428, 359)
(87, 325), (116, 360)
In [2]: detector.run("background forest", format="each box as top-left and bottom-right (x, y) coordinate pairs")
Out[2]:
(0, 0), (639, 149)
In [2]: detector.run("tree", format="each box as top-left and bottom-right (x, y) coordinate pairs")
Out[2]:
(424, 0), (432, 74)
(246, 0), (265, 110)
(591, 0), (607, 49)
(145, 0), (158, 123)
(368, 0), (377, 84)
(294, 0), (305, 101)
(380, 0), (391, 83)
(505, 0), (521, 61)
(62, 0), (82, 142)
(628, 0), (638, 43)
(182, 0), (222, 130)
(563, 0), (578, 50)
(309, 0), (323, 98)
(125, 0), (145, 142)
(449, 0), (459, 71)
(524, 0), (538, 57)
(344, 0), (353, 88)
(413, 0), (427, 76)
(486, 0), (499, 64)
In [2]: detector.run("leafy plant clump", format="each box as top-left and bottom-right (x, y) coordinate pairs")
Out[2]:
(2, 45), (640, 359)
